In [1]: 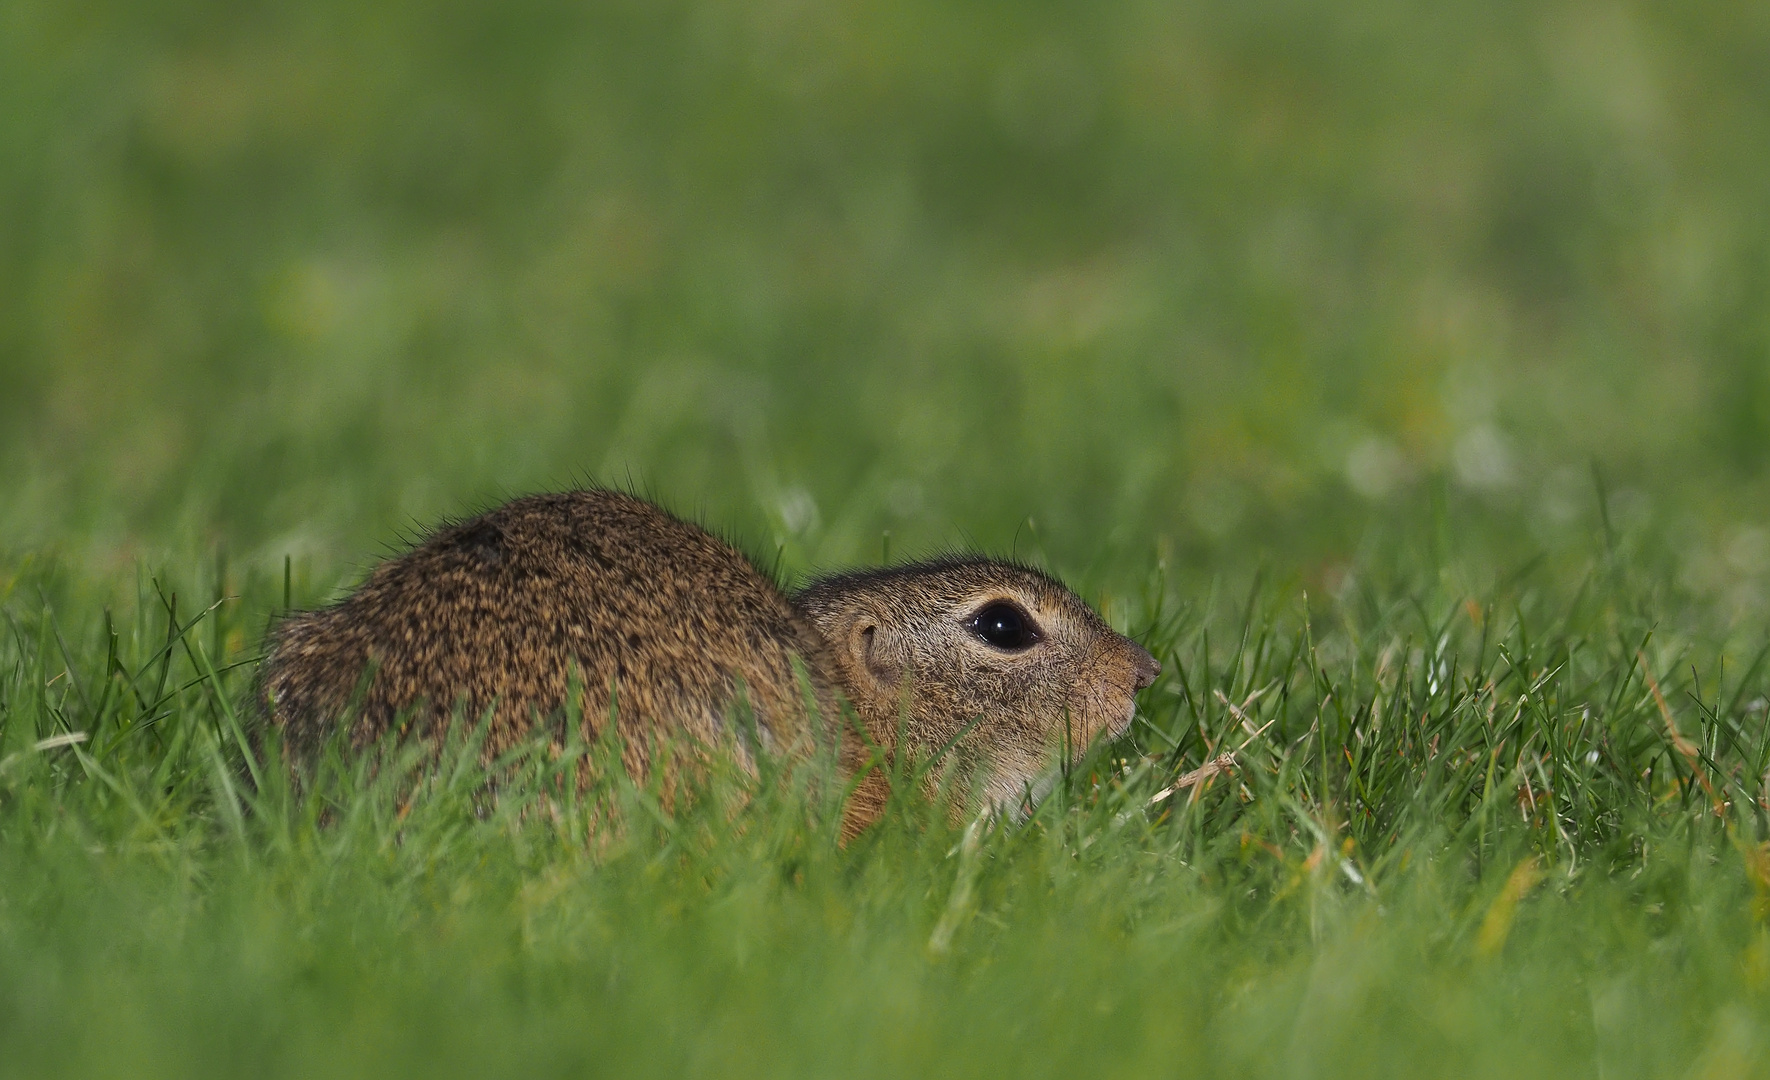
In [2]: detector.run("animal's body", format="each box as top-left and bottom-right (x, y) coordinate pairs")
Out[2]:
(260, 490), (1158, 830)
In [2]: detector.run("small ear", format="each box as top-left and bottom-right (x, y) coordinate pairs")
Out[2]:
(845, 621), (902, 704)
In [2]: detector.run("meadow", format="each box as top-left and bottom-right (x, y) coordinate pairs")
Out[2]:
(6, 1), (1770, 1075)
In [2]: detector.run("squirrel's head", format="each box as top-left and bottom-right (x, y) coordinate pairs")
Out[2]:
(795, 558), (1159, 818)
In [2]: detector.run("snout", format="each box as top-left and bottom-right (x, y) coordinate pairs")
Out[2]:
(1127, 639), (1160, 690)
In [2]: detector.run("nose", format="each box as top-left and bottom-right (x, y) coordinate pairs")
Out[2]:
(1129, 641), (1160, 690)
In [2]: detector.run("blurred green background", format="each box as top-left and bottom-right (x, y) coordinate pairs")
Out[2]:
(4, 0), (1770, 600)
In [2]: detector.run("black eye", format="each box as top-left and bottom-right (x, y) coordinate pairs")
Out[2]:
(969, 602), (1040, 651)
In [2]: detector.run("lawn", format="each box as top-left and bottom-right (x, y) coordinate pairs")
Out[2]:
(6, 1), (1770, 1076)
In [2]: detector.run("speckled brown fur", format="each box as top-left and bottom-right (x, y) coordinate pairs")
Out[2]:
(260, 489), (1157, 833)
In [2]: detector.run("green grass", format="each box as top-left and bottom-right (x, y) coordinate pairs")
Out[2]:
(7, 0), (1770, 1075)
(5, 541), (1770, 1078)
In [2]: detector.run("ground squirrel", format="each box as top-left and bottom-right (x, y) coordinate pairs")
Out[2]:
(260, 489), (1159, 831)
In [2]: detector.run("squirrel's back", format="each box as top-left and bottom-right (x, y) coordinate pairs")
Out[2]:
(261, 490), (839, 769)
